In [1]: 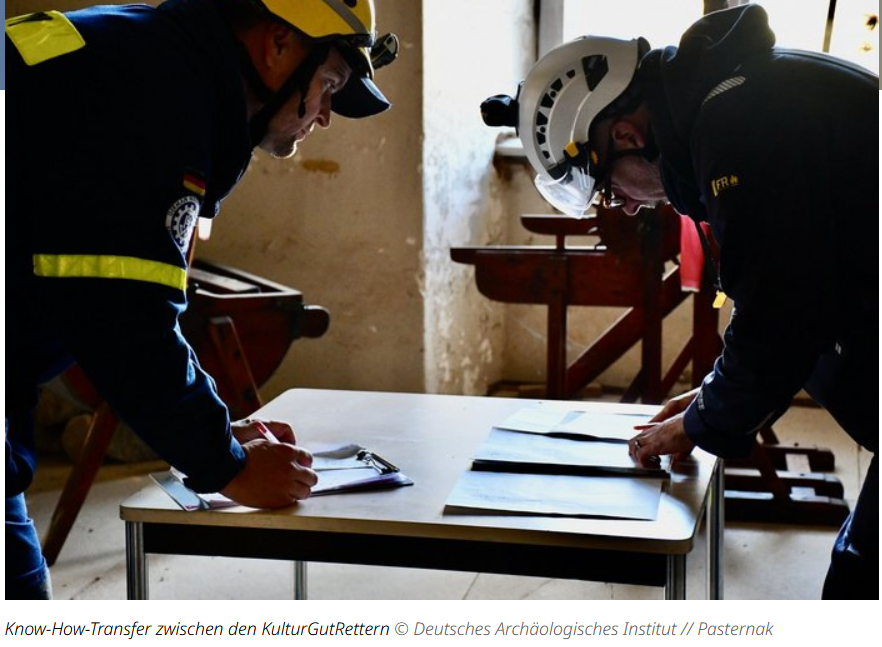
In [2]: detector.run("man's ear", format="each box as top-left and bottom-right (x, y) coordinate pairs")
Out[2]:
(262, 23), (295, 70)
(610, 118), (646, 151)
(256, 23), (309, 89)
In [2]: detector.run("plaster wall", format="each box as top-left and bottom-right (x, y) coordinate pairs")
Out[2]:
(422, 0), (535, 395)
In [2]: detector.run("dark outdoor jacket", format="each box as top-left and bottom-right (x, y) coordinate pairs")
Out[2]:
(6, 0), (254, 495)
(639, 4), (878, 456)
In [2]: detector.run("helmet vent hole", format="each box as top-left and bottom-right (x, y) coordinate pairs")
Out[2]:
(566, 69), (576, 79)
(582, 54), (609, 91)
(536, 112), (548, 126)
(542, 151), (551, 159)
(551, 79), (563, 92)
(540, 93), (554, 108)
(537, 133), (547, 145)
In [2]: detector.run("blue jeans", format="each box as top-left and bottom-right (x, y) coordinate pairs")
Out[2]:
(5, 493), (52, 599)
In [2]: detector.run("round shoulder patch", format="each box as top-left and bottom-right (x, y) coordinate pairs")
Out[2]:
(165, 195), (201, 251)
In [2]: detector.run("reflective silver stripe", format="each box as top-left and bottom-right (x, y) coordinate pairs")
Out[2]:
(702, 76), (746, 106)
(323, 0), (368, 35)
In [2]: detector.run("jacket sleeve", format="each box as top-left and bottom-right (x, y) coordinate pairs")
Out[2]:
(682, 114), (838, 457)
(39, 274), (246, 493)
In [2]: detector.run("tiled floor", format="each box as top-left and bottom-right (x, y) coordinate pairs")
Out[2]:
(25, 401), (869, 600)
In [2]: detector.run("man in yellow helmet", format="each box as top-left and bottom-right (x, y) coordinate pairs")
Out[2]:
(5, 0), (397, 598)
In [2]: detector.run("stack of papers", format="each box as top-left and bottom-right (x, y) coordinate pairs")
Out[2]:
(473, 427), (667, 477)
(444, 405), (666, 521)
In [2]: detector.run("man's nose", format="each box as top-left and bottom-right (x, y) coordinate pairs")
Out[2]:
(315, 93), (332, 129)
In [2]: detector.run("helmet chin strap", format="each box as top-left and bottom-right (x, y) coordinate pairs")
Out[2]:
(238, 42), (331, 147)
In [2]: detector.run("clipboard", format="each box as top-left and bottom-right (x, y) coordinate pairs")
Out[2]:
(308, 444), (414, 495)
(152, 443), (413, 511)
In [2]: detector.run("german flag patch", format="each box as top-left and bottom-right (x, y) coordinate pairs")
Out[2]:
(183, 171), (206, 197)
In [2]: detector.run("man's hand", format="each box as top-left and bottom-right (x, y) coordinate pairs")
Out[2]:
(221, 418), (317, 508)
(628, 388), (699, 468)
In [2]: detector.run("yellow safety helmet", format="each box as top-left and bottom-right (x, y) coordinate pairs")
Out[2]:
(257, 0), (397, 118)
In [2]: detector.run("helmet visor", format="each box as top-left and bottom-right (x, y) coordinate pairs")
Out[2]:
(534, 167), (598, 218)
(332, 73), (390, 118)
(331, 43), (392, 119)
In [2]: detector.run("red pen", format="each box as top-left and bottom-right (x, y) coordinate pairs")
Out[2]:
(253, 420), (280, 444)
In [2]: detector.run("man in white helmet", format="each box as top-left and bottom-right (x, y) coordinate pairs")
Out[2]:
(483, 4), (877, 599)
(6, 0), (397, 598)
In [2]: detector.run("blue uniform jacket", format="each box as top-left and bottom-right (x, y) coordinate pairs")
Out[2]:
(6, 0), (255, 495)
(639, 4), (878, 456)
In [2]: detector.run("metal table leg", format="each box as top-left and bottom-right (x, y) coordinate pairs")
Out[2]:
(294, 561), (307, 600)
(125, 521), (148, 600)
(665, 554), (687, 599)
(707, 459), (725, 599)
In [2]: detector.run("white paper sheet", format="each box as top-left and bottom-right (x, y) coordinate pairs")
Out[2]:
(495, 405), (652, 442)
(444, 470), (664, 520)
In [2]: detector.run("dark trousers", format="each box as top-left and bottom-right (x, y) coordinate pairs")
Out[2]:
(805, 343), (878, 600)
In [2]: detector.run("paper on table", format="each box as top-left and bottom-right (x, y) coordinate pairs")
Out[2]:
(444, 470), (664, 520)
(495, 405), (652, 442)
(473, 428), (668, 477)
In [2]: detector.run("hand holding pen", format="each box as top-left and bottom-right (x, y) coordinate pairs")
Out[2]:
(222, 417), (316, 508)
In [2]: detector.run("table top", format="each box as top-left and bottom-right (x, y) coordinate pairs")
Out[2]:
(121, 389), (716, 555)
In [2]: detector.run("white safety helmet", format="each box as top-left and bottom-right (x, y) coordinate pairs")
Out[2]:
(482, 36), (649, 216)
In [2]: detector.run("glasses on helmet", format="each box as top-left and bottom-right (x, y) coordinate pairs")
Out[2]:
(591, 129), (646, 210)
(596, 173), (626, 209)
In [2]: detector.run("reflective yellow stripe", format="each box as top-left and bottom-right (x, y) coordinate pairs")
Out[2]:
(6, 11), (86, 66)
(33, 254), (187, 291)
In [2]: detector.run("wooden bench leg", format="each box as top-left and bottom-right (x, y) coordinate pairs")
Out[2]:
(42, 402), (117, 566)
(725, 440), (850, 526)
